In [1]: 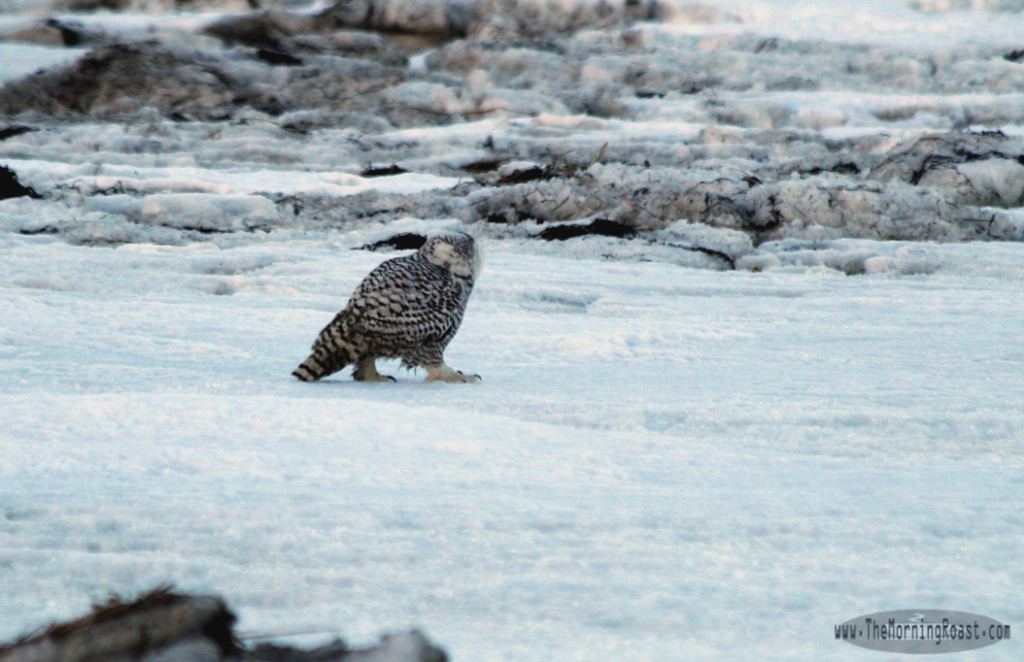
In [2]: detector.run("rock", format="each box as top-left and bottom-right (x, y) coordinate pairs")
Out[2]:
(0, 587), (237, 662)
(0, 165), (41, 200)
(334, 631), (447, 662)
(0, 588), (449, 662)
(0, 44), (255, 119)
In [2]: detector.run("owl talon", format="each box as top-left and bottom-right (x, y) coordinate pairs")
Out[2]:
(354, 357), (394, 382)
(427, 364), (481, 383)
(354, 373), (395, 382)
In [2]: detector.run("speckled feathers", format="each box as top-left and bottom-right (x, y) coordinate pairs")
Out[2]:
(293, 233), (482, 382)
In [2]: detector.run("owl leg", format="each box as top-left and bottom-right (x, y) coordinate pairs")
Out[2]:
(425, 363), (481, 384)
(353, 356), (395, 382)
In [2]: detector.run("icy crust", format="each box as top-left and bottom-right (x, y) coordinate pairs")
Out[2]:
(3, 0), (1024, 269)
(0, 43), (413, 124)
(8, 1), (1024, 122)
(4, 118), (1024, 259)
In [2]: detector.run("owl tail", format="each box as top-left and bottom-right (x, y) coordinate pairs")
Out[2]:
(292, 349), (350, 382)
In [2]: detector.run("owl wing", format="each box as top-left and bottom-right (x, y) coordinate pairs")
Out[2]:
(346, 257), (465, 344)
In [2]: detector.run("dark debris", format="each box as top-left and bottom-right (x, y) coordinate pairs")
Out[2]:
(539, 219), (636, 241)
(358, 232), (427, 251)
(0, 165), (41, 200)
(0, 125), (36, 141)
(361, 164), (409, 177)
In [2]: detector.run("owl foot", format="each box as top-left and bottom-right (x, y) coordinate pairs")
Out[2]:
(353, 357), (396, 382)
(425, 363), (481, 384)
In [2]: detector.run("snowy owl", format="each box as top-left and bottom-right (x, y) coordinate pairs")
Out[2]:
(293, 232), (483, 383)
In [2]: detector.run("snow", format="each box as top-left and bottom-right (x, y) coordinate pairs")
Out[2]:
(2, 0), (1023, 660)
(3, 237), (1022, 660)
(656, 0), (1024, 50)
(0, 43), (87, 83)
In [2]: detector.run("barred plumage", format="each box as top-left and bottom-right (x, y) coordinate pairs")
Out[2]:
(293, 232), (483, 383)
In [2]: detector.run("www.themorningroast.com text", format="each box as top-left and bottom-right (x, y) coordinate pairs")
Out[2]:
(836, 616), (1010, 649)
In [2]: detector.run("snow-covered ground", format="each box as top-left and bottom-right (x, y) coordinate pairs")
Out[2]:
(3, 236), (1023, 660)
(1, 0), (1023, 660)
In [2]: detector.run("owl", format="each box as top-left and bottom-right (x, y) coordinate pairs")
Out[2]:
(293, 232), (483, 383)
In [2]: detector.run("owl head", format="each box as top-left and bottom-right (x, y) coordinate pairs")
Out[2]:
(420, 232), (483, 282)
